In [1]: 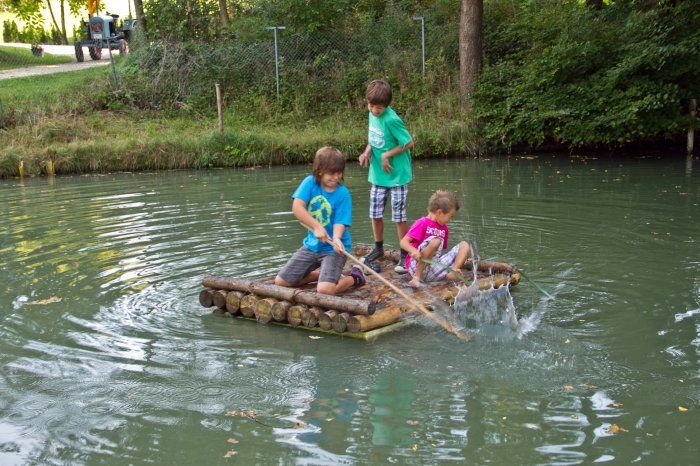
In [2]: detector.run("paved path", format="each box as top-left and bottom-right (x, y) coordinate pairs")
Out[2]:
(0, 43), (116, 80)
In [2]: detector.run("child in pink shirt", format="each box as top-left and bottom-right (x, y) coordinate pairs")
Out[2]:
(400, 190), (471, 288)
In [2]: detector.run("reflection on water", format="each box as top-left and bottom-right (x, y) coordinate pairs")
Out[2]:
(0, 156), (698, 464)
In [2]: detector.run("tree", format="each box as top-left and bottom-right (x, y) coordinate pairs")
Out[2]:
(219, 0), (229, 28)
(459, 0), (483, 110)
(133, 0), (147, 35)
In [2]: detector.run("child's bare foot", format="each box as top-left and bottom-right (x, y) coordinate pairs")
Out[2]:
(408, 277), (421, 288)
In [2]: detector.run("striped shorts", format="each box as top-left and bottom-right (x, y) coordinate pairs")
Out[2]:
(369, 184), (408, 223)
(407, 236), (462, 282)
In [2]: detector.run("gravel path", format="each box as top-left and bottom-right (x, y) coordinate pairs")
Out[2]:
(0, 43), (117, 80)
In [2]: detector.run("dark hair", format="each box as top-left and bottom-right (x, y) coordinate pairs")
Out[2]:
(428, 190), (460, 213)
(365, 79), (392, 106)
(312, 146), (345, 183)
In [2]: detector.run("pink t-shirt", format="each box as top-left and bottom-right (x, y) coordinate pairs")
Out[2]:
(404, 216), (449, 267)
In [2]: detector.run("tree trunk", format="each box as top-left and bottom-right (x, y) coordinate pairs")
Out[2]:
(459, 0), (483, 110)
(255, 298), (276, 323)
(226, 291), (244, 313)
(318, 310), (338, 331)
(347, 306), (405, 333)
(239, 294), (258, 317)
(331, 312), (351, 333)
(199, 288), (215, 307)
(133, 0), (147, 35)
(59, 0), (67, 44)
(45, 1), (62, 43)
(287, 304), (306, 327)
(219, 0), (230, 28)
(271, 300), (291, 321)
(212, 289), (228, 309)
(301, 307), (323, 327)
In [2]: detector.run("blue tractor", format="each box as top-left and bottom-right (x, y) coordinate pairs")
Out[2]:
(74, 12), (135, 62)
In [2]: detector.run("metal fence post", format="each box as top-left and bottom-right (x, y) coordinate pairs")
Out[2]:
(413, 16), (425, 75)
(266, 26), (286, 99)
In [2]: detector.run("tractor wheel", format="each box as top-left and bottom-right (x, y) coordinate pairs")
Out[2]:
(118, 39), (128, 55)
(88, 46), (102, 60)
(74, 42), (84, 62)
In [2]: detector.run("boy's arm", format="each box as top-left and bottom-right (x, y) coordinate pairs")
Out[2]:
(400, 234), (421, 261)
(331, 224), (346, 253)
(380, 139), (414, 173)
(292, 198), (328, 243)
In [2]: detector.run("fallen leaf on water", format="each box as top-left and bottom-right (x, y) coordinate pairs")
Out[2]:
(564, 339), (571, 344)
(26, 296), (62, 305)
(678, 406), (688, 412)
(309, 336), (323, 340)
(571, 415), (578, 419)
(223, 450), (237, 458)
(406, 420), (418, 425)
(612, 402), (623, 407)
(227, 438), (239, 444)
(646, 433), (654, 437)
(294, 422), (307, 428)
(582, 383), (597, 389)
(606, 424), (628, 434)
(411, 444), (418, 452)
(563, 385), (574, 390)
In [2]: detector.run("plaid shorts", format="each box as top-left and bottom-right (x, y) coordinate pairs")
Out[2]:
(407, 236), (462, 282)
(369, 184), (408, 223)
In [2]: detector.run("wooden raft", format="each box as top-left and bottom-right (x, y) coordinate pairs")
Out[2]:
(200, 246), (520, 341)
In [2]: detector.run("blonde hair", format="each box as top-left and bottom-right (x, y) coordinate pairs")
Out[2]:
(428, 190), (460, 213)
(312, 146), (345, 183)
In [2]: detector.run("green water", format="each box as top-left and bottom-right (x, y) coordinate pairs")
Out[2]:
(0, 156), (698, 465)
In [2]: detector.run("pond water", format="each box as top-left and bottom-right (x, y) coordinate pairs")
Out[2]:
(0, 156), (698, 465)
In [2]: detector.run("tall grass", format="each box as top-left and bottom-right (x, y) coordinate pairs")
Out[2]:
(0, 45), (72, 70)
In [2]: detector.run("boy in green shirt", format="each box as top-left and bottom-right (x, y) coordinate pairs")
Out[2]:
(358, 79), (414, 273)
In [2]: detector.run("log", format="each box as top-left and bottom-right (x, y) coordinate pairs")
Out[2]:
(212, 290), (228, 309)
(331, 312), (351, 333)
(225, 291), (244, 314)
(318, 310), (338, 331)
(271, 300), (291, 322)
(287, 304), (306, 327)
(239, 294), (258, 317)
(202, 275), (374, 315)
(255, 298), (277, 324)
(199, 288), (215, 307)
(301, 306), (323, 328)
(347, 306), (404, 333)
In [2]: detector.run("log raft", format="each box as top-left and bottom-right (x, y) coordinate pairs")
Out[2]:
(200, 246), (520, 341)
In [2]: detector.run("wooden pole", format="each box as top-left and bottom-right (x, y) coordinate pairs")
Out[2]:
(239, 294), (258, 317)
(310, 232), (468, 341)
(226, 291), (244, 314)
(331, 312), (351, 333)
(287, 304), (306, 327)
(301, 306), (323, 327)
(689, 99), (697, 156)
(255, 298), (276, 323)
(199, 288), (214, 307)
(202, 276), (375, 315)
(215, 83), (223, 133)
(347, 307), (404, 333)
(212, 289), (228, 309)
(318, 310), (338, 331)
(271, 300), (291, 321)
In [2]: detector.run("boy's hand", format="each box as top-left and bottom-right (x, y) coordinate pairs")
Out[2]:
(313, 226), (328, 243)
(358, 151), (370, 167)
(408, 276), (421, 289)
(381, 153), (392, 173)
(331, 237), (345, 254)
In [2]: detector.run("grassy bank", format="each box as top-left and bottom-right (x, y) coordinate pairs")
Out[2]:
(0, 68), (481, 178)
(0, 45), (72, 70)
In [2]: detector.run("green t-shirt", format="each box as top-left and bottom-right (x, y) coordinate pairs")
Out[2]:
(367, 106), (413, 187)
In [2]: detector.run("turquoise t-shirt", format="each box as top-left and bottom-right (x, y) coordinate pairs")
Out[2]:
(367, 106), (413, 187)
(292, 175), (352, 254)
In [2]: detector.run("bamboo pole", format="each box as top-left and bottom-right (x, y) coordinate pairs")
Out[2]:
(287, 304), (306, 327)
(239, 294), (258, 317)
(331, 312), (351, 333)
(271, 300), (291, 321)
(318, 310), (338, 331)
(226, 291), (244, 314)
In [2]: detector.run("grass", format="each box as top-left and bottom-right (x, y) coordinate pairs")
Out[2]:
(0, 45), (73, 70)
(0, 66), (484, 178)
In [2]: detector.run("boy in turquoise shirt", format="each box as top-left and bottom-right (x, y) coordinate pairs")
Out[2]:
(358, 79), (414, 273)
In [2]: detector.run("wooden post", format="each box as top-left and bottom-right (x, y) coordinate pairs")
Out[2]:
(211, 290), (228, 309)
(215, 83), (223, 133)
(225, 291), (244, 314)
(271, 300), (291, 321)
(347, 307), (405, 333)
(18, 160), (24, 178)
(689, 99), (697, 156)
(239, 294), (258, 317)
(318, 310), (338, 331)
